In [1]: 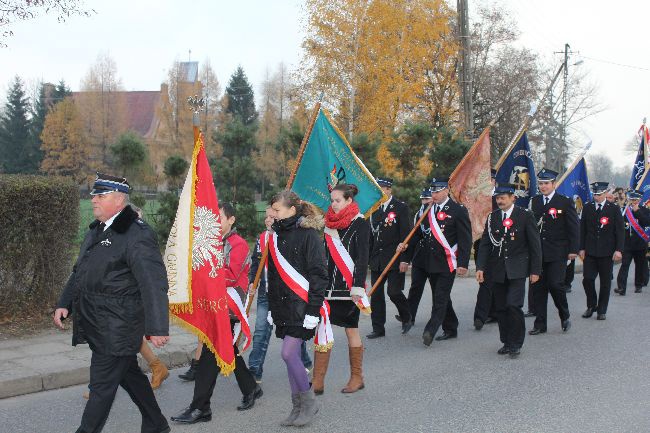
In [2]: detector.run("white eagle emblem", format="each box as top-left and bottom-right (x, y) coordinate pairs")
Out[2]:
(192, 206), (224, 278)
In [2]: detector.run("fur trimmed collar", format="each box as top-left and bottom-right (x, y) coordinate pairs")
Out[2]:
(89, 205), (139, 234)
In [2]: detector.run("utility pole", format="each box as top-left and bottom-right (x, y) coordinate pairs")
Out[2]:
(553, 43), (577, 171)
(457, 0), (474, 138)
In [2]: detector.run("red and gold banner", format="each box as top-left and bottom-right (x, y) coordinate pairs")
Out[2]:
(165, 126), (235, 375)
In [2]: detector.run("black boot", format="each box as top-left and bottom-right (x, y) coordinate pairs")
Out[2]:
(179, 359), (199, 381)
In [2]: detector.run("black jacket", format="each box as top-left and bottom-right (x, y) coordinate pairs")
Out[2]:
(57, 206), (169, 356)
(622, 206), (650, 251)
(249, 232), (269, 295)
(267, 215), (328, 326)
(369, 197), (411, 271)
(324, 216), (370, 299)
(530, 192), (580, 262)
(580, 201), (625, 257)
(406, 198), (472, 273)
(477, 206), (542, 283)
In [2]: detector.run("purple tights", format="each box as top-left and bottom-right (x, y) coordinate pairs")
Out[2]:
(281, 336), (310, 394)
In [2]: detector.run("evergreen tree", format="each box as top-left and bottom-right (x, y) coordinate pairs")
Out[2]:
(225, 66), (258, 126)
(51, 79), (72, 105)
(0, 76), (32, 173)
(428, 125), (470, 178)
(28, 83), (48, 173)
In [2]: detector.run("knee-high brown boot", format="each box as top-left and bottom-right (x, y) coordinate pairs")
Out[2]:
(311, 349), (331, 395)
(341, 346), (364, 393)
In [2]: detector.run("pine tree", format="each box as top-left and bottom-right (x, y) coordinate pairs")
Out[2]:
(51, 80), (72, 105)
(0, 76), (32, 173)
(225, 66), (258, 126)
(28, 83), (48, 173)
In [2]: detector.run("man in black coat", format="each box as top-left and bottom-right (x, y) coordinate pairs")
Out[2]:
(367, 177), (412, 338)
(579, 182), (625, 320)
(476, 184), (542, 358)
(396, 188), (433, 328)
(54, 173), (170, 433)
(399, 178), (472, 346)
(473, 168), (499, 330)
(615, 190), (650, 295)
(529, 168), (580, 335)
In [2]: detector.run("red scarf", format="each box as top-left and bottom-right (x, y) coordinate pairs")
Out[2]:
(325, 202), (361, 229)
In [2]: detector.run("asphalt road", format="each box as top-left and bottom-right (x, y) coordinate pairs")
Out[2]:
(2, 271), (649, 433)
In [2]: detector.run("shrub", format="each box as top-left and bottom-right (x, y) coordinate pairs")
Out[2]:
(0, 175), (79, 319)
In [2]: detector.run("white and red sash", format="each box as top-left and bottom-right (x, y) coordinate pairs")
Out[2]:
(227, 287), (251, 351)
(625, 206), (650, 242)
(268, 232), (334, 352)
(428, 207), (458, 273)
(324, 225), (371, 314)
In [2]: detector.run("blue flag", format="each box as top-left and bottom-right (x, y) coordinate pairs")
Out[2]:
(289, 108), (385, 216)
(556, 158), (591, 217)
(629, 125), (648, 188)
(495, 131), (537, 207)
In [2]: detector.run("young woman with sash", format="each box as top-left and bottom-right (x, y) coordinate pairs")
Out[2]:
(313, 184), (370, 395)
(267, 190), (329, 427)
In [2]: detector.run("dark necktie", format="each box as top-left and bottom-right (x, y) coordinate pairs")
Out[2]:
(434, 204), (440, 215)
(544, 197), (549, 206)
(596, 203), (602, 213)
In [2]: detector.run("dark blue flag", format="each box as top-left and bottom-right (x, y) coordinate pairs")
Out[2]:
(495, 131), (537, 207)
(556, 157), (591, 217)
(629, 125), (648, 188)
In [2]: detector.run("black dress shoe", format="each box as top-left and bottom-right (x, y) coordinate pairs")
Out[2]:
(613, 288), (621, 294)
(582, 308), (594, 318)
(528, 328), (546, 335)
(474, 318), (484, 330)
(596, 314), (606, 320)
(366, 331), (385, 339)
(401, 321), (413, 334)
(508, 347), (521, 358)
(617, 290), (626, 296)
(237, 385), (263, 410)
(524, 311), (535, 318)
(497, 345), (510, 355)
(562, 319), (571, 332)
(422, 331), (434, 346)
(171, 407), (212, 424)
(635, 286), (642, 293)
(395, 314), (403, 323)
(434, 332), (457, 341)
(485, 317), (497, 324)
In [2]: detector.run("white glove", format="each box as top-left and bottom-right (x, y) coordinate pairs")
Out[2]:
(303, 314), (319, 330)
(267, 311), (273, 326)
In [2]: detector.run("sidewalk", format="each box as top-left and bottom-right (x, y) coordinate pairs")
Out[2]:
(0, 262), (583, 399)
(0, 324), (199, 399)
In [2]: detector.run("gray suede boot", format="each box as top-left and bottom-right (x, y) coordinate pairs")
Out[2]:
(292, 388), (319, 427)
(280, 394), (301, 426)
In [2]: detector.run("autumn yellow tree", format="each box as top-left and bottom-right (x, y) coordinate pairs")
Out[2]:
(301, 0), (459, 138)
(76, 52), (129, 170)
(40, 98), (92, 184)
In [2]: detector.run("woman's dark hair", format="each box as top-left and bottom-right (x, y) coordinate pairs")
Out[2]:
(331, 183), (358, 200)
(219, 202), (236, 219)
(269, 190), (318, 218)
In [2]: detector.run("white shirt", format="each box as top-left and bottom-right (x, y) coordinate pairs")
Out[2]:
(502, 205), (514, 220)
(102, 210), (122, 231)
(543, 190), (555, 205)
(595, 201), (605, 211)
(433, 196), (450, 213)
(382, 196), (393, 212)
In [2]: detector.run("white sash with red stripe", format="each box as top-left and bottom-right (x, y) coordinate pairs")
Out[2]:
(227, 287), (251, 351)
(324, 225), (371, 314)
(428, 207), (458, 273)
(268, 232), (334, 352)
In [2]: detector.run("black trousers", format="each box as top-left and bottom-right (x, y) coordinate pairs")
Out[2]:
(423, 271), (458, 337)
(77, 352), (168, 433)
(370, 269), (410, 332)
(617, 249), (648, 293)
(191, 344), (257, 411)
(493, 277), (526, 349)
(474, 279), (496, 323)
(564, 259), (575, 290)
(526, 281), (535, 314)
(583, 255), (614, 314)
(532, 260), (570, 329)
(406, 265), (428, 322)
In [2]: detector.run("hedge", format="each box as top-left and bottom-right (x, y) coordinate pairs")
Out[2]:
(0, 175), (79, 319)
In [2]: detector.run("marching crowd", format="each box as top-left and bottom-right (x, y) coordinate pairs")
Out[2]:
(53, 168), (646, 432)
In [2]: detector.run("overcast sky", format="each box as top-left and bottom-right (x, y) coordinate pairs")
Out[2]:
(1, 0), (648, 170)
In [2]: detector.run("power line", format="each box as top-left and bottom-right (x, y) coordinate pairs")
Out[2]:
(580, 55), (650, 72)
